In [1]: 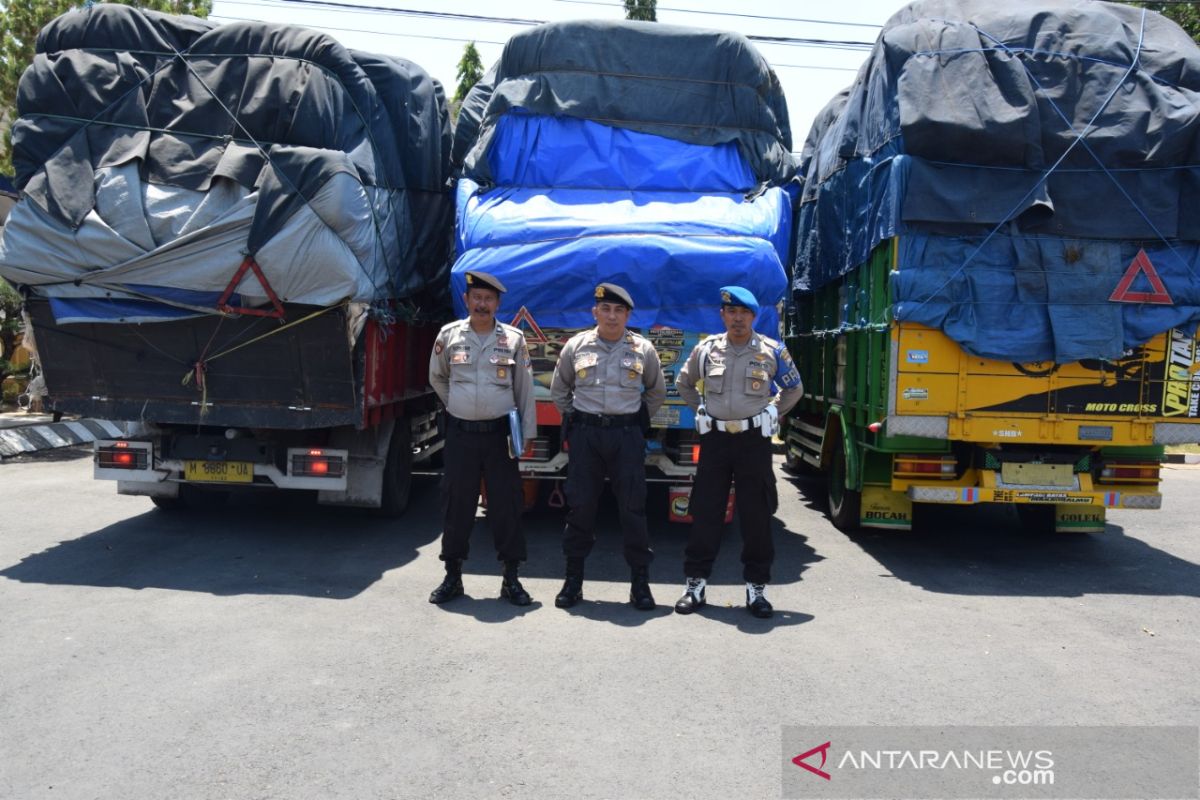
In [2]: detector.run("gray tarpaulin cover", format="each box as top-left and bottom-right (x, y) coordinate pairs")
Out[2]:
(795, 0), (1200, 363)
(0, 3), (452, 323)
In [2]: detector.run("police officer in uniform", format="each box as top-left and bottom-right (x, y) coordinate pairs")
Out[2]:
(428, 271), (538, 606)
(550, 283), (667, 610)
(673, 286), (803, 618)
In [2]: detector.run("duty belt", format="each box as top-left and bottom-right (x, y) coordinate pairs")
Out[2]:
(449, 415), (507, 433)
(574, 411), (641, 428)
(713, 413), (766, 434)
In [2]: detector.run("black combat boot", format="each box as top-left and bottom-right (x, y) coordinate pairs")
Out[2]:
(555, 557), (585, 608)
(429, 559), (464, 604)
(674, 577), (707, 614)
(629, 565), (656, 610)
(500, 560), (532, 606)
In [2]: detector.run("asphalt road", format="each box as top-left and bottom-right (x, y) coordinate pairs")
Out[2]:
(1, 449), (1198, 799)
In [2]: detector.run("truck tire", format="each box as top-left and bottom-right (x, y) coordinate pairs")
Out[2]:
(826, 427), (861, 532)
(378, 421), (413, 518)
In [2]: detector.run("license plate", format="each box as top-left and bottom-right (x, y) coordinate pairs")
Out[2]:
(1001, 462), (1074, 487)
(184, 460), (253, 483)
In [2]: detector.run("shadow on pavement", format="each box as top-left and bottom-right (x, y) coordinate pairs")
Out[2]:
(786, 473), (1200, 598)
(0, 476), (443, 599)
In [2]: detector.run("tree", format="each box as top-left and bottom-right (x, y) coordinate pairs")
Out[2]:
(624, 0), (656, 22)
(0, 0), (212, 175)
(1117, 2), (1200, 42)
(0, 277), (22, 387)
(453, 41), (483, 109)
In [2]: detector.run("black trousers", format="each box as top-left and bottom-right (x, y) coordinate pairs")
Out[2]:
(563, 423), (652, 567)
(684, 429), (778, 584)
(439, 423), (526, 563)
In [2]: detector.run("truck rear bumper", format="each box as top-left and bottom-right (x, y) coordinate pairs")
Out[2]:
(906, 484), (1160, 509)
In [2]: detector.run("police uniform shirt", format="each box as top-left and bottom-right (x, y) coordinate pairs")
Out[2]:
(676, 333), (804, 420)
(551, 328), (667, 417)
(430, 319), (537, 440)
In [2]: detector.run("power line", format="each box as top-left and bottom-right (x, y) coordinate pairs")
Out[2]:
(209, 13), (509, 45)
(551, 0), (884, 29)
(217, 0), (875, 50)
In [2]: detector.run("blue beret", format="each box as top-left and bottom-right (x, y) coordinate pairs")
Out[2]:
(719, 285), (759, 313)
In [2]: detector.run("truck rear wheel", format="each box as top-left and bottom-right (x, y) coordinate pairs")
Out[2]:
(378, 421), (413, 517)
(826, 428), (861, 532)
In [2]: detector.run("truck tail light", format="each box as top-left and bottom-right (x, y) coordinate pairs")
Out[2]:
(520, 437), (551, 462)
(894, 454), (956, 479)
(96, 441), (149, 470)
(290, 448), (346, 478)
(1098, 461), (1160, 485)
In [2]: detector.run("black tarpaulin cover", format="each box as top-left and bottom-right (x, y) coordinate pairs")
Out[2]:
(0, 3), (452, 321)
(452, 18), (795, 188)
(795, 0), (1200, 363)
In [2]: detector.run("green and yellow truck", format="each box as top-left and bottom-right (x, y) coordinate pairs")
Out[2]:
(786, 1), (1200, 532)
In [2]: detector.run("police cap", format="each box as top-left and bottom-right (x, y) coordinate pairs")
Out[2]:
(594, 282), (634, 310)
(720, 285), (759, 314)
(465, 271), (506, 294)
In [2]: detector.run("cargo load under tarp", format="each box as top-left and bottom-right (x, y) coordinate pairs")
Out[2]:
(794, 0), (1200, 363)
(452, 20), (794, 336)
(0, 4), (452, 324)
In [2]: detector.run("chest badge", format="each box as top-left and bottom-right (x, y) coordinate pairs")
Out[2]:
(497, 367), (507, 379)
(751, 380), (762, 391)
(578, 369), (588, 379)
(628, 370), (638, 380)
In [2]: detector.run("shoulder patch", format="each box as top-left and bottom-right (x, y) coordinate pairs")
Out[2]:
(773, 343), (802, 389)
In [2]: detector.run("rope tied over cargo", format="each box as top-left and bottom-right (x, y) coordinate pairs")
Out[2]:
(180, 302), (346, 415)
(897, 8), (1178, 324)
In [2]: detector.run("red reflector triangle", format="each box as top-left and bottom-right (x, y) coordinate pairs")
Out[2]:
(509, 305), (548, 343)
(1109, 249), (1173, 305)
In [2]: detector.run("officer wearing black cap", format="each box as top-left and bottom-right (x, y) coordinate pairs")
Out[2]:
(427, 270), (538, 606)
(549, 282), (667, 610)
(673, 285), (803, 618)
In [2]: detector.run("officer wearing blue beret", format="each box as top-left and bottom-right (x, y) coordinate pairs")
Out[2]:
(673, 286), (804, 617)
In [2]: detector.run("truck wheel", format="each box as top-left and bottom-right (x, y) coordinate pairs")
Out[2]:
(826, 428), (861, 532)
(378, 421), (413, 518)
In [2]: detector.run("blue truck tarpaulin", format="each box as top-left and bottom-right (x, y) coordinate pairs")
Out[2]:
(453, 113), (791, 335)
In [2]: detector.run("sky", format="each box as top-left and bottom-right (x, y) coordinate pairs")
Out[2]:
(207, 0), (909, 151)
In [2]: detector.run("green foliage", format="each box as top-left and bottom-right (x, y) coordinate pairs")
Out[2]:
(1120, 2), (1200, 42)
(453, 41), (483, 106)
(0, 277), (22, 384)
(0, 0), (211, 174)
(624, 0), (656, 22)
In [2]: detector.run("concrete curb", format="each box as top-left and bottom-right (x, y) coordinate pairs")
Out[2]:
(1163, 452), (1200, 465)
(0, 419), (147, 458)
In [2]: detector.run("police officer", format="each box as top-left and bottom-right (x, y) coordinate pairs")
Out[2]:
(550, 283), (667, 610)
(673, 286), (803, 618)
(428, 271), (538, 606)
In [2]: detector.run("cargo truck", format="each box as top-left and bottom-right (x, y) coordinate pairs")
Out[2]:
(0, 6), (453, 512)
(450, 20), (796, 520)
(786, 0), (1200, 532)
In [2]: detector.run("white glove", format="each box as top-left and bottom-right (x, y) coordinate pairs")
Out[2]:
(695, 406), (713, 435)
(762, 405), (779, 438)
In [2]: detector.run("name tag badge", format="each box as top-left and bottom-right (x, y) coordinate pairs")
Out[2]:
(450, 345), (470, 365)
